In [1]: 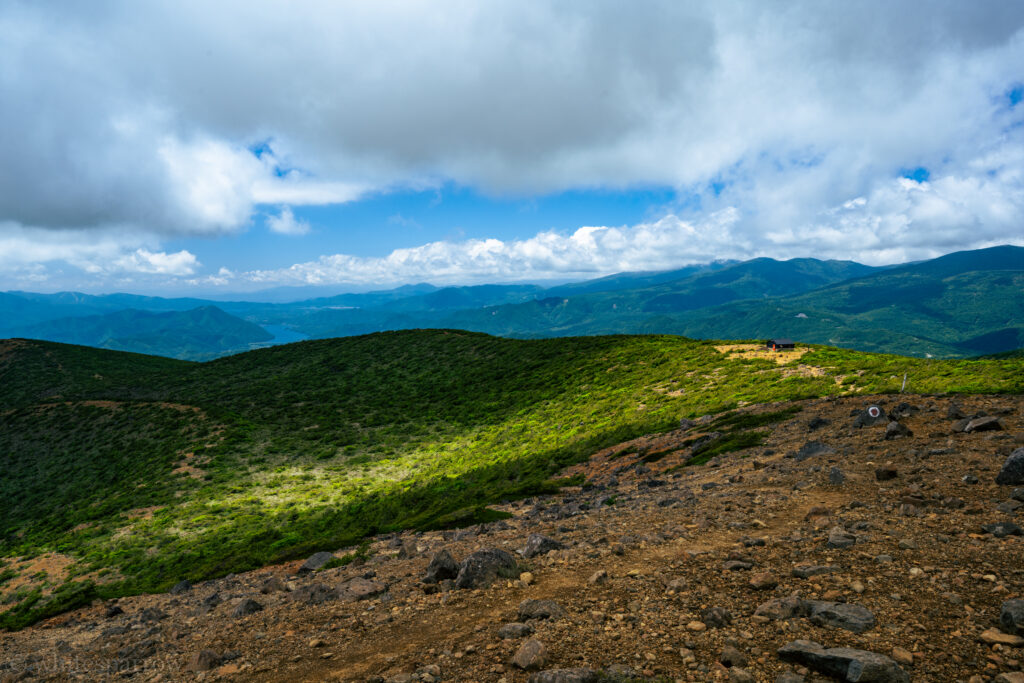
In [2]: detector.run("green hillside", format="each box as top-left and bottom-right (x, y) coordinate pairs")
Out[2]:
(6, 306), (274, 360)
(669, 252), (1024, 357)
(1, 331), (1022, 629)
(427, 257), (876, 336)
(426, 246), (1024, 357)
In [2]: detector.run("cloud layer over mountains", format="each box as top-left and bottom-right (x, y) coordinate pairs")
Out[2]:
(1, 1), (1022, 288)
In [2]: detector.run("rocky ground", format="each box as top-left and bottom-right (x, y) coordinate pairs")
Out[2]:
(2, 393), (1024, 683)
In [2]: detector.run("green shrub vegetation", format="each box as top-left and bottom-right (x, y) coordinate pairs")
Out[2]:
(1, 330), (1022, 629)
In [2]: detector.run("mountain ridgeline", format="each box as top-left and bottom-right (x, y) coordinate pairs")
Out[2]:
(1, 331), (1023, 629)
(1, 245), (1022, 359)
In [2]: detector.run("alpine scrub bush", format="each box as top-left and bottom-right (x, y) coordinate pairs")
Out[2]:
(1, 331), (1022, 629)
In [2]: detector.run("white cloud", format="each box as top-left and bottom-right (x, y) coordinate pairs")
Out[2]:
(235, 154), (1024, 287)
(0, 223), (199, 288)
(113, 248), (199, 276)
(1, 1), (1023, 288)
(266, 207), (310, 236)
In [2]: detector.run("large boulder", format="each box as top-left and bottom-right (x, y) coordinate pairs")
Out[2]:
(778, 640), (909, 682)
(454, 548), (518, 589)
(996, 448), (1024, 486)
(422, 549), (459, 583)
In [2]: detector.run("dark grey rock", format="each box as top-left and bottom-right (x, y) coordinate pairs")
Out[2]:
(854, 408), (887, 428)
(101, 625), (130, 637)
(982, 521), (1023, 538)
(889, 402), (919, 419)
(169, 580), (192, 595)
(997, 500), (1022, 514)
(602, 664), (637, 681)
(720, 645), (748, 668)
(522, 533), (566, 558)
(807, 416), (830, 431)
(792, 565), (838, 579)
(138, 607), (167, 623)
(793, 440), (835, 461)
(874, 467), (898, 481)
(498, 622), (534, 639)
(231, 598), (263, 618)
(259, 575), (286, 594)
(723, 560), (754, 571)
(754, 596), (804, 621)
(289, 582), (337, 605)
(423, 549), (459, 583)
(1000, 598), (1024, 636)
(776, 673), (806, 683)
(297, 551), (335, 575)
(454, 548), (518, 589)
(518, 598), (566, 621)
(965, 416), (1004, 432)
(884, 422), (912, 440)
(996, 448), (1024, 486)
(701, 606), (732, 628)
(729, 668), (756, 683)
(778, 640), (910, 682)
(829, 467), (846, 485)
(1012, 488), (1024, 502)
(805, 601), (876, 633)
(528, 668), (599, 683)
(952, 417), (972, 433)
(827, 526), (857, 548)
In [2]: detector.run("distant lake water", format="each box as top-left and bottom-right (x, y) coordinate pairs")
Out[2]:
(258, 324), (310, 347)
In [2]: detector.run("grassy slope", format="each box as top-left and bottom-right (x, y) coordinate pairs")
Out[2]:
(2, 331), (1023, 628)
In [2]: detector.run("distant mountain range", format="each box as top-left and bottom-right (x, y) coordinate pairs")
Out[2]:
(2, 245), (1022, 359)
(3, 306), (273, 360)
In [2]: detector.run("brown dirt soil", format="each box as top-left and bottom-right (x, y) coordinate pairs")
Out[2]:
(2, 394), (1024, 683)
(714, 344), (811, 365)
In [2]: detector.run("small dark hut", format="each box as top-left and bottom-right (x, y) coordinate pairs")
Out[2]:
(766, 338), (795, 351)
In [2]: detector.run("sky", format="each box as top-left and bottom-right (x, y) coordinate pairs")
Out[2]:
(1, 1), (1023, 295)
